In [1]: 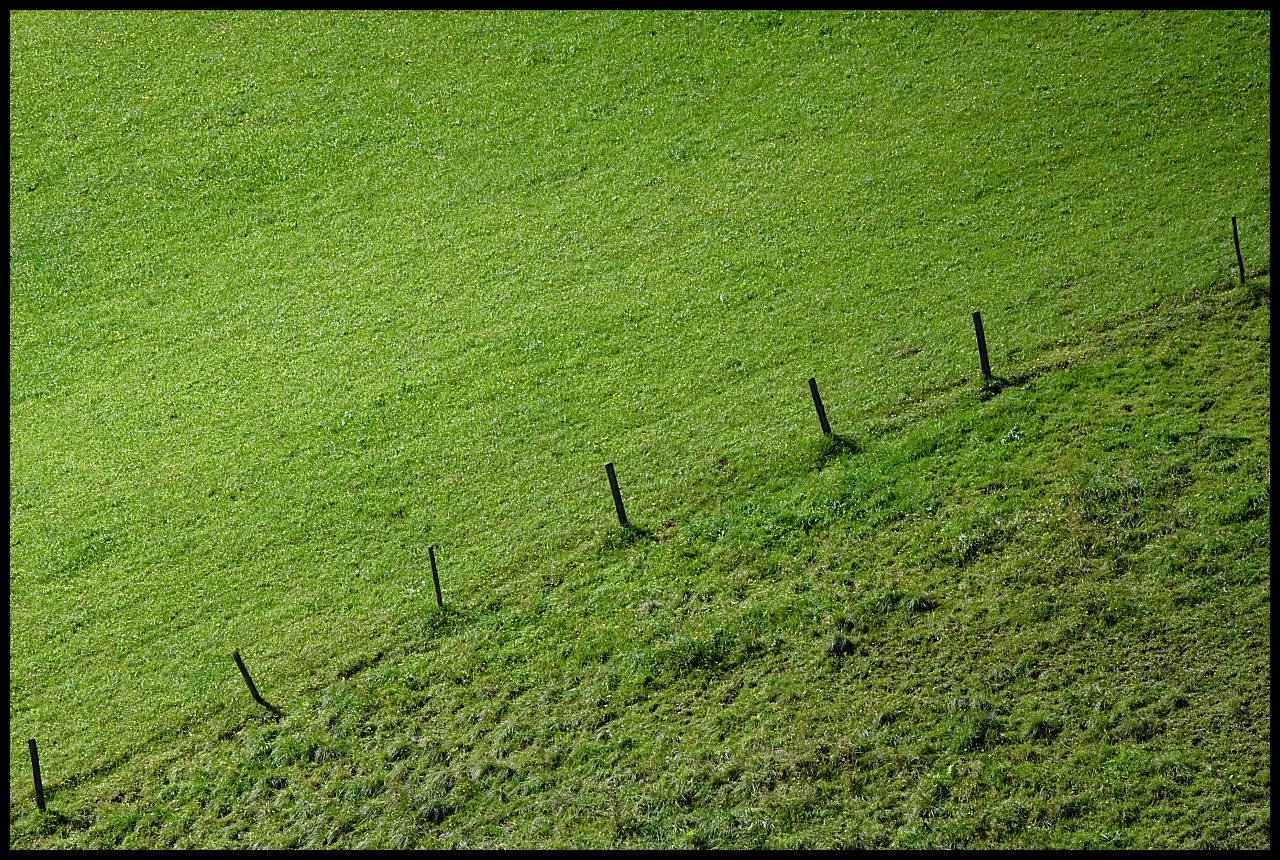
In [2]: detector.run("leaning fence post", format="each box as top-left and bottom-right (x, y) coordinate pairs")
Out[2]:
(29, 738), (45, 811)
(1232, 216), (1246, 286)
(233, 650), (282, 717)
(972, 310), (992, 378)
(428, 545), (444, 609)
(808, 377), (832, 436)
(605, 462), (630, 529)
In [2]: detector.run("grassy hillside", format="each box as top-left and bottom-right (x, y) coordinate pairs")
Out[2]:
(9, 10), (1269, 848)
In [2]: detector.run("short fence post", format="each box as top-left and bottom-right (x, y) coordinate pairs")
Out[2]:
(233, 650), (282, 717)
(428, 545), (443, 609)
(29, 738), (45, 812)
(605, 462), (629, 529)
(1233, 216), (1246, 286)
(972, 310), (992, 378)
(808, 377), (832, 436)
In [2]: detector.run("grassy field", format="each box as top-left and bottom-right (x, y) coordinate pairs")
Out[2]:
(9, 10), (1269, 848)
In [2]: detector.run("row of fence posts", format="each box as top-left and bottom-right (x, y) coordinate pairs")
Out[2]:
(24, 217), (1257, 813)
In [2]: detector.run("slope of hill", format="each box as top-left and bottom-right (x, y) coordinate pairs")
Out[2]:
(10, 10), (1269, 848)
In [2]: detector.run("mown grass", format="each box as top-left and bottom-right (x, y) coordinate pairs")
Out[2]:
(10, 10), (1269, 848)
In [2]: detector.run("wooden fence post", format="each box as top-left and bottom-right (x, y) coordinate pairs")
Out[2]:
(808, 377), (832, 435)
(972, 310), (992, 378)
(29, 738), (45, 812)
(605, 462), (629, 529)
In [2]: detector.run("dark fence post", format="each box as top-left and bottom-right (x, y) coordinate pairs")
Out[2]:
(808, 377), (832, 436)
(1233, 216), (1246, 285)
(428, 545), (443, 609)
(233, 650), (282, 717)
(972, 310), (992, 378)
(29, 738), (45, 812)
(605, 462), (629, 529)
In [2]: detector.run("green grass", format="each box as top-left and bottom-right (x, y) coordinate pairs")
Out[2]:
(9, 9), (1269, 848)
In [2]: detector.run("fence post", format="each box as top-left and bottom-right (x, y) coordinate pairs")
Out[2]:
(428, 545), (443, 609)
(29, 738), (45, 812)
(1233, 216), (1246, 286)
(605, 462), (629, 529)
(233, 650), (282, 717)
(972, 310), (992, 378)
(808, 377), (832, 436)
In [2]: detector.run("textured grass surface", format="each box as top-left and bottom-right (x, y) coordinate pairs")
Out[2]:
(10, 9), (1269, 847)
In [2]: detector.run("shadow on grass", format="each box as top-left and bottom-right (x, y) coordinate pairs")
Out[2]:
(978, 374), (1018, 401)
(418, 604), (469, 637)
(604, 523), (655, 551)
(805, 432), (862, 465)
(28, 807), (81, 838)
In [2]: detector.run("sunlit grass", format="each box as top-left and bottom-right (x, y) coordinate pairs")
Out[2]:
(10, 9), (1269, 848)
